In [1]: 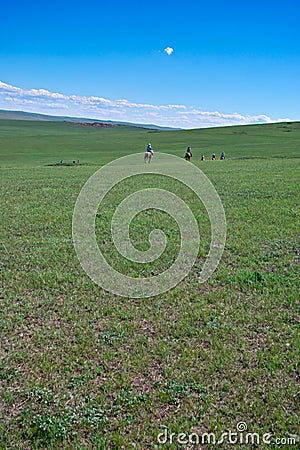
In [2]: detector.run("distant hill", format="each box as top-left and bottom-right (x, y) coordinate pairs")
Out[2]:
(0, 109), (178, 131)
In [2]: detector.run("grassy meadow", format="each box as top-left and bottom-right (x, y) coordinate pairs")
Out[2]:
(0, 119), (299, 449)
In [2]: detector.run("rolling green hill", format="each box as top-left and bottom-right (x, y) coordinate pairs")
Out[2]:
(0, 118), (299, 167)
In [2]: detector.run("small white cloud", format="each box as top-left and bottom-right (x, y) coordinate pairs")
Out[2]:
(164, 46), (174, 56)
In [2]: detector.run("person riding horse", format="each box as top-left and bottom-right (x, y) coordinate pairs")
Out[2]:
(185, 146), (192, 161)
(144, 143), (154, 163)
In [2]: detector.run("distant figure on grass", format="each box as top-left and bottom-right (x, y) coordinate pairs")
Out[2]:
(211, 154), (216, 160)
(220, 151), (225, 160)
(201, 155), (205, 161)
(185, 146), (192, 161)
(144, 143), (154, 163)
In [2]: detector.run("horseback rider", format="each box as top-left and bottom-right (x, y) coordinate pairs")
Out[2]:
(147, 143), (154, 155)
(185, 146), (192, 160)
(144, 143), (154, 163)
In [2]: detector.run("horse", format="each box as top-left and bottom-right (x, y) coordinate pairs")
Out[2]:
(185, 152), (192, 161)
(144, 151), (153, 163)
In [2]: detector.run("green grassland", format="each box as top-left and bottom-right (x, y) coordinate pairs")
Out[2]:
(0, 119), (299, 449)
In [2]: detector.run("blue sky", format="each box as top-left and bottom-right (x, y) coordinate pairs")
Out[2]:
(1, 0), (299, 128)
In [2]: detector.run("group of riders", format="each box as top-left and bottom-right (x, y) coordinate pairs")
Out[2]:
(144, 143), (225, 163)
(185, 147), (225, 161)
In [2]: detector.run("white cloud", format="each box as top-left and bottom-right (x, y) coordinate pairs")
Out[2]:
(164, 46), (174, 56)
(0, 80), (284, 129)
(27, 88), (68, 99)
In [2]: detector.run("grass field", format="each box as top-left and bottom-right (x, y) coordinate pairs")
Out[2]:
(0, 119), (299, 449)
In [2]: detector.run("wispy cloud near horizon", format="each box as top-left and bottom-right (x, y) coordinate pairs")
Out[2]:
(0, 81), (291, 129)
